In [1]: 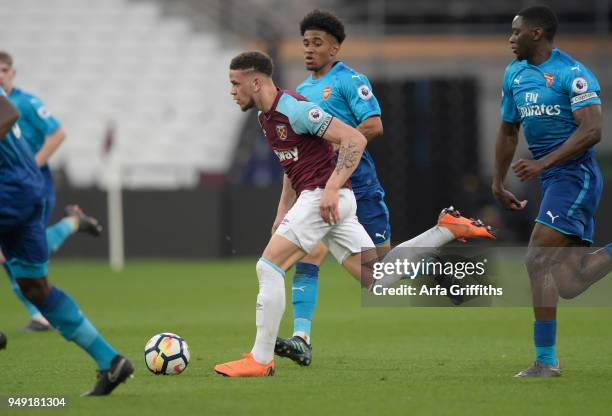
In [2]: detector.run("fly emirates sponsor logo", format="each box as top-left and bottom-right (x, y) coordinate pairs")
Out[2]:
(518, 91), (561, 119)
(274, 147), (299, 162)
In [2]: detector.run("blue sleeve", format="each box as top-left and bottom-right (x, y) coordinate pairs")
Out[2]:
(21, 96), (61, 136)
(500, 68), (520, 123)
(339, 73), (381, 123)
(277, 94), (334, 137)
(563, 64), (601, 112)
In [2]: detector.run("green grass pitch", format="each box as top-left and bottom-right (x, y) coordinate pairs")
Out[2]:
(1, 260), (611, 415)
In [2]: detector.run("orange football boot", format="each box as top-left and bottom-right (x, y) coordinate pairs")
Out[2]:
(214, 353), (275, 377)
(437, 206), (496, 242)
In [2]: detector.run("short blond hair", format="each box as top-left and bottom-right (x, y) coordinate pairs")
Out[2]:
(0, 51), (13, 67)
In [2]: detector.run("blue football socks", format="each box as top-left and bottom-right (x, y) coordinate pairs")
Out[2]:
(534, 320), (557, 367)
(46, 219), (74, 255)
(292, 262), (319, 343)
(38, 287), (118, 370)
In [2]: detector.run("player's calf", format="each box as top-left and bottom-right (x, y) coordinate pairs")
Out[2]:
(16, 278), (52, 306)
(18, 279), (130, 393)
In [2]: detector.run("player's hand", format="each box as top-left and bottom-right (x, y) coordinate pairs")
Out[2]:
(34, 154), (44, 167)
(492, 185), (527, 211)
(320, 188), (340, 225)
(512, 158), (545, 181)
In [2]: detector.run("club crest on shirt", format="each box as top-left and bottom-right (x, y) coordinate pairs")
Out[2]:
(322, 86), (332, 100)
(572, 77), (588, 94)
(357, 84), (372, 100)
(275, 124), (288, 140)
(544, 73), (554, 88)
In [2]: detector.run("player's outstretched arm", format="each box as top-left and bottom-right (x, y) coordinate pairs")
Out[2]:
(271, 174), (296, 235)
(320, 118), (367, 224)
(0, 96), (19, 138)
(531, 104), (602, 173)
(492, 120), (527, 210)
(35, 128), (66, 167)
(357, 116), (383, 142)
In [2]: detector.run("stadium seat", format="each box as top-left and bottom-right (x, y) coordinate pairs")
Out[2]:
(0, 0), (245, 187)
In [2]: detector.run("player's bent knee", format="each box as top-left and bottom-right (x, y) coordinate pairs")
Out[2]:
(557, 287), (578, 300)
(375, 243), (391, 259)
(301, 243), (328, 266)
(261, 234), (306, 270)
(16, 278), (52, 306)
(525, 249), (550, 277)
(342, 253), (376, 287)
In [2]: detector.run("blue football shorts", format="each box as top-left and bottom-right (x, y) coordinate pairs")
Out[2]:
(0, 201), (49, 278)
(355, 187), (391, 246)
(535, 157), (603, 244)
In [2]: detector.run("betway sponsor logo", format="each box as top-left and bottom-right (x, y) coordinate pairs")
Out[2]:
(274, 147), (298, 162)
(518, 103), (561, 118)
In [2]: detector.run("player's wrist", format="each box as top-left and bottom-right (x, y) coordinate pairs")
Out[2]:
(538, 157), (552, 170)
(323, 183), (341, 192)
(491, 181), (505, 193)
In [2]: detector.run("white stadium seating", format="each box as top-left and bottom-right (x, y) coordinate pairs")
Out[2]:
(0, 0), (246, 188)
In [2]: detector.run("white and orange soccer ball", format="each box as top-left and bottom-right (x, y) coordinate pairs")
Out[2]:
(144, 333), (190, 375)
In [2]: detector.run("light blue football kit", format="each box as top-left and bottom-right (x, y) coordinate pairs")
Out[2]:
(501, 48), (603, 243)
(5, 88), (76, 322)
(297, 61), (390, 245)
(10, 88), (62, 223)
(0, 87), (47, 277)
(287, 62), (388, 342)
(501, 48), (604, 368)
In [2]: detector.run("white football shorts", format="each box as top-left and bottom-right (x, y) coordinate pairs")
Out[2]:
(275, 188), (375, 263)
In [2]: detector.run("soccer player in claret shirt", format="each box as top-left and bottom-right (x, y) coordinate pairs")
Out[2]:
(273, 10), (390, 366)
(0, 51), (103, 332)
(214, 51), (495, 377)
(492, 6), (611, 377)
(0, 88), (133, 395)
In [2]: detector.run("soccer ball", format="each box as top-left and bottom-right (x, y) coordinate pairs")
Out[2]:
(144, 333), (190, 375)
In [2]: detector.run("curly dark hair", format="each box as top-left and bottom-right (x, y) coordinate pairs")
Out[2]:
(300, 10), (346, 44)
(229, 51), (273, 76)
